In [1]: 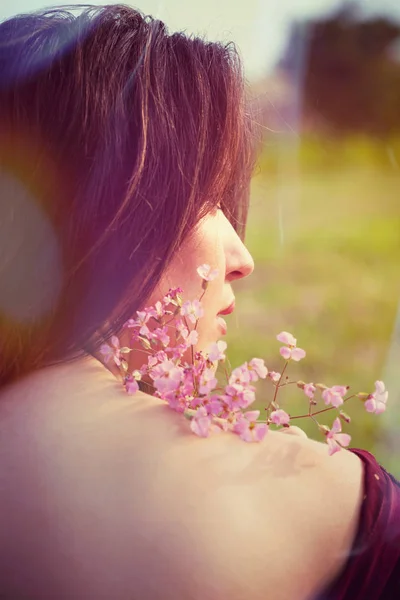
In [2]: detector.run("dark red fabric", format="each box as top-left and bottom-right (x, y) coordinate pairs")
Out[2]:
(317, 448), (400, 599)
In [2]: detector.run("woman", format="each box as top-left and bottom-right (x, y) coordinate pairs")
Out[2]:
(0, 4), (398, 599)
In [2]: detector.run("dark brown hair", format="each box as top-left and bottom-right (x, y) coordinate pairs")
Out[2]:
(0, 3), (259, 388)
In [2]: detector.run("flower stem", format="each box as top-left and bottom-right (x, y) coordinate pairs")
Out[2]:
(265, 361), (289, 412)
(290, 395), (355, 420)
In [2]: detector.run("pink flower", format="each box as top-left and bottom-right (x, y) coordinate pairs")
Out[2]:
(151, 360), (183, 394)
(190, 406), (214, 438)
(190, 395), (223, 417)
(268, 371), (281, 383)
(279, 346), (306, 361)
(176, 319), (189, 338)
(152, 327), (170, 347)
(365, 380), (388, 415)
(207, 397), (224, 416)
(224, 383), (256, 410)
(164, 390), (189, 414)
(146, 301), (165, 320)
(277, 331), (306, 361)
(270, 409), (290, 426)
(198, 368), (218, 395)
(304, 383), (316, 399)
(248, 358), (268, 380)
(233, 410), (268, 442)
(125, 378), (139, 395)
(136, 310), (152, 336)
(100, 335), (122, 366)
(154, 350), (168, 363)
(322, 385), (348, 408)
(163, 287), (183, 306)
(277, 331), (297, 346)
(326, 418), (351, 455)
(229, 364), (252, 386)
(185, 330), (199, 346)
(100, 343), (114, 364)
(197, 264), (219, 282)
(181, 299), (204, 324)
(208, 340), (227, 362)
(167, 344), (188, 360)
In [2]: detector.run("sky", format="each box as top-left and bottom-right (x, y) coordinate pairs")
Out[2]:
(1, 0), (400, 81)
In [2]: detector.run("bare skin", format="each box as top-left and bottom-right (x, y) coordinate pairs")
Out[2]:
(0, 356), (364, 600)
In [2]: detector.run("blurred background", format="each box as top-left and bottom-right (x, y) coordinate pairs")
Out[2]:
(1, 0), (399, 475)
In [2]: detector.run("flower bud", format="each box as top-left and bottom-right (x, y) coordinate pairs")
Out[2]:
(339, 411), (351, 423)
(120, 346), (132, 354)
(315, 383), (328, 391)
(310, 399), (317, 405)
(201, 279), (209, 291)
(297, 380), (306, 389)
(357, 392), (370, 401)
(318, 424), (330, 435)
(140, 337), (152, 350)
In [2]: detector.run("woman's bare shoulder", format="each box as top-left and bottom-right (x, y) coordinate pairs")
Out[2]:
(0, 359), (364, 600)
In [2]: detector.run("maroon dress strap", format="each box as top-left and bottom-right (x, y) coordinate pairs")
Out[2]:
(317, 448), (400, 599)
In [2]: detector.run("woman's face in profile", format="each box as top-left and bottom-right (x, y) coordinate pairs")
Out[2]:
(149, 207), (255, 353)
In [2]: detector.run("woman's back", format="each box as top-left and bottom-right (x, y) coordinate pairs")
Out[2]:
(0, 358), (364, 599)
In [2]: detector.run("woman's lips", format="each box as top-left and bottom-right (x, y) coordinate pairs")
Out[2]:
(218, 300), (235, 316)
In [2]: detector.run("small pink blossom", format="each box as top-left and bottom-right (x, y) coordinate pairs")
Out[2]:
(268, 371), (281, 383)
(326, 418), (351, 455)
(198, 368), (218, 395)
(229, 364), (252, 386)
(181, 299), (204, 324)
(185, 330), (199, 346)
(190, 395), (223, 417)
(208, 340), (227, 362)
(164, 390), (189, 414)
(100, 343), (114, 363)
(163, 287), (183, 306)
(167, 344), (188, 360)
(365, 380), (388, 415)
(155, 350), (169, 362)
(279, 346), (306, 361)
(151, 360), (183, 394)
(277, 331), (297, 346)
(152, 327), (170, 347)
(100, 335), (121, 366)
(125, 378), (139, 395)
(176, 319), (189, 339)
(277, 331), (306, 362)
(270, 409), (290, 426)
(233, 410), (268, 442)
(248, 358), (268, 380)
(146, 301), (165, 320)
(190, 406), (216, 438)
(322, 385), (348, 408)
(197, 264), (219, 282)
(207, 397), (224, 416)
(304, 383), (316, 399)
(136, 310), (152, 336)
(224, 383), (256, 410)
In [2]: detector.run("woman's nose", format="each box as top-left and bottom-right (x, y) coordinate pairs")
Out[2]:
(225, 237), (255, 283)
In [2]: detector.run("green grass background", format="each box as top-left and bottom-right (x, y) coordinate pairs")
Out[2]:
(224, 135), (400, 477)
